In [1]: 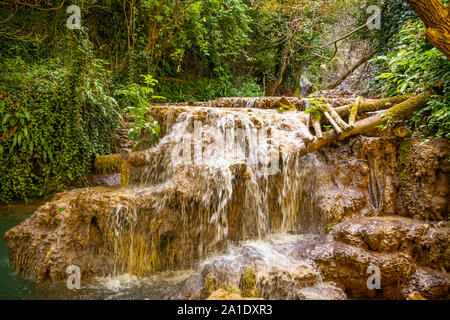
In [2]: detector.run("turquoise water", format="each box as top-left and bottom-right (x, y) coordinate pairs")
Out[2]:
(0, 204), (38, 299)
(0, 204), (87, 300)
(0, 203), (195, 300)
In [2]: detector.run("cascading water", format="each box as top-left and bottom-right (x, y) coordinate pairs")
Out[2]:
(4, 98), (352, 296)
(96, 105), (328, 277)
(245, 98), (256, 108)
(198, 233), (347, 300)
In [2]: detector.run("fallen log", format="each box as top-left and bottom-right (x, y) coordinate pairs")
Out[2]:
(334, 94), (413, 116)
(189, 94), (411, 113)
(322, 110), (342, 134)
(312, 117), (323, 139)
(326, 103), (351, 131)
(95, 91), (432, 186)
(348, 96), (362, 127)
(301, 90), (433, 155)
(313, 95), (412, 133)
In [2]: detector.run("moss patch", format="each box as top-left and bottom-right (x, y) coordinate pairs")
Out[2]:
(94, 154), (131, 187)
(204, 273), (241, 298)
(94, 154), (124, 174)
(398, 139), (412, 166)
(240, 267), (260, 297)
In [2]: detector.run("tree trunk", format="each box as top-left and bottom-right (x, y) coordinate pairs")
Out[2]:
(334, 94), (413, 116)
(405, 0), (450, 59)
(325, 51), (376, 90)
(293, 68), (302, 98)
(276, 43), (290, 89)
(265, 76), (278, 96)
(266, 41), (291, 96)
(312, 117), (323, 139)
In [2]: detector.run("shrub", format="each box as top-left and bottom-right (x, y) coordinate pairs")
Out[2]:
(370, 20), (450, 139)
(0, 35), (119, 203)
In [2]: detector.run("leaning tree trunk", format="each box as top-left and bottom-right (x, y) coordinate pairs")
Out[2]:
(405, 0), (450, 60)
(325, 50), (376, 90)
(266, 42), (291, 96)
(265, 76), (278, 96)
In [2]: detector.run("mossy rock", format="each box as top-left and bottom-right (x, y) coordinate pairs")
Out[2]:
(94, 154), (124, 174)
(240, 267), (260, 297)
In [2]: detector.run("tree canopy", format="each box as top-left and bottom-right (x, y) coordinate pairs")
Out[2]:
(0, 0), (448, 203)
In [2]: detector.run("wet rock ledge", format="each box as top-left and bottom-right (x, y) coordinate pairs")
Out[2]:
(4, 132), (449, 299)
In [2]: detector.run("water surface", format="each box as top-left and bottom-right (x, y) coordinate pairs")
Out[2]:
(0, 203), (195, 300)
(0, 203), (39, 299)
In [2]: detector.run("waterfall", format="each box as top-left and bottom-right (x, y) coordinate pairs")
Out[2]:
(245, 98), (256, 108)
(299, 71), (314, 98)
(5, 103), (329, 281)
(100, 106), (326, 275)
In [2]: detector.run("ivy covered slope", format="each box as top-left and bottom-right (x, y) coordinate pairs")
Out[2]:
(0, 33), (120, 203)
(370, 0), (450, 139)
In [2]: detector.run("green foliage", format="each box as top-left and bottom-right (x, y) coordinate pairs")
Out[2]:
(375, 21), (448, 95)
(187, 0), (252, 76)
(414, 94), (450, 139)
(276, 105), (294, 113)
(1, 0), (449, 204)
(154, 77), (262, 102)
(0, 31), (119, 203)
(376, 0), (419, 54)
(305, 96), (327, 120)
(249, 0), (367, 88)
(229, 78), (263, 98)
(116, 75), (163, 143)
(376, 112), (397, 131)
(109, 0), (254, 99)
(370, 20), (450, 139)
